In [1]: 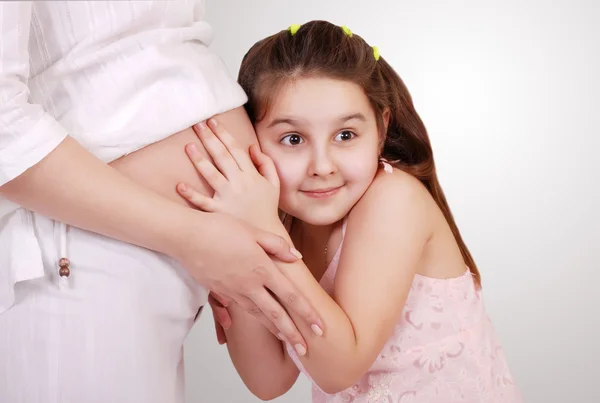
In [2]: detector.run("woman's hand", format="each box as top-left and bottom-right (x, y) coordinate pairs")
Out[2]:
(174, 118), (324, 347)
(172, 209), (321, 348)
(176, 119), (281, 231)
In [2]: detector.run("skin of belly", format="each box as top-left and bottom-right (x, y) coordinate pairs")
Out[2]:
(109, 106), (257, 208)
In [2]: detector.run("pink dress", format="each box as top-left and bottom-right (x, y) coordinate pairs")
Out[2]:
(286, 219), (523, 402)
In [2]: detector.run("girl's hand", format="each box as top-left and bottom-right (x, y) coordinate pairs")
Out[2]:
(208, 291), (231, 345)
(177, 119), (281, 230)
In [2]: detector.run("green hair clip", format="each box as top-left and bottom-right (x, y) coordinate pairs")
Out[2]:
(341, 25), (353, 37)
(288, 24), (302, 36)
(372, 46), (380, 61)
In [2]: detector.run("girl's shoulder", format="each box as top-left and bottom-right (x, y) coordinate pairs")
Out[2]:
(367, 166), (429, 206)
(347, 166), (433, 232)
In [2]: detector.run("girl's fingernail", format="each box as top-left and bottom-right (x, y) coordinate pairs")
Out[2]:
(208, 118), (218, 127)
(295, 344), (306, 356)
(196, 121), (207, 130)
(179, 183), (189, 192)
(311, 324), (323, 336)
(188, 143), (199, 153)
(290, 248), (303, 259)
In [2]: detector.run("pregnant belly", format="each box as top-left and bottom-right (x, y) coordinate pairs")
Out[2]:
(109, 106), (256, 207)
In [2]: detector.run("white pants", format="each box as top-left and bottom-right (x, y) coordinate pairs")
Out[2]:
(0, 213), (208, 403)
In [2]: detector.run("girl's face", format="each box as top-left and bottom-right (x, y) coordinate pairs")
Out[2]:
(255, 77), (385, 226)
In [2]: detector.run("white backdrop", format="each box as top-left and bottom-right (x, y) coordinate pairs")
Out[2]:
(185, 1), (600, 402)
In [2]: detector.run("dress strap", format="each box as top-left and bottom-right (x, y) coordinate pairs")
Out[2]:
(379, 157), (395, 174)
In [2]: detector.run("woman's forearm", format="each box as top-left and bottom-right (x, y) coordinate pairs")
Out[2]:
(1, 134), (321, 351)
(0, 136), (194, 256)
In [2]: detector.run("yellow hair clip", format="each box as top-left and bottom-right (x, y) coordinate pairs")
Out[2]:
(372, 46), (380, 61)
(341, 25), (353, 37)
(288, 24), (302, 36)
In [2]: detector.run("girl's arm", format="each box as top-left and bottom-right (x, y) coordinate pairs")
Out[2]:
(223, 303), (300, 400)
(180, 121), (431, 395)
(263, 171), (430, 393)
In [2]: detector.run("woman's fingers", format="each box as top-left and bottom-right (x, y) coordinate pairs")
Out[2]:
(234, 293), (296, 345)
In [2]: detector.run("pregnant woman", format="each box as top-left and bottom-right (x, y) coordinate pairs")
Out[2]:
(0, 2), (322, 403)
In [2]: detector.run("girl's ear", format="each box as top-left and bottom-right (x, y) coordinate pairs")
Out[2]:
(378, 108), (391, 153)
(382, 108), (391, 131)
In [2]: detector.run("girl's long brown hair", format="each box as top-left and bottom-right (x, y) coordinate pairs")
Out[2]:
(238, 21), (481, 286)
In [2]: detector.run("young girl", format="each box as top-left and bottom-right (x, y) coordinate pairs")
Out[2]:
(178, 20), (522, 403)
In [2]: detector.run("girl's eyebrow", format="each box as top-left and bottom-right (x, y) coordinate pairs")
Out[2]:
(337, 113), (366, 123)
(267, 112), (366, 129)
(267, 116), (304, 128)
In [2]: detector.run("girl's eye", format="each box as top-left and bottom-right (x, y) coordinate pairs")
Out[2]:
(280, 134), (304, 146)
(335, 130), (356, 142)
